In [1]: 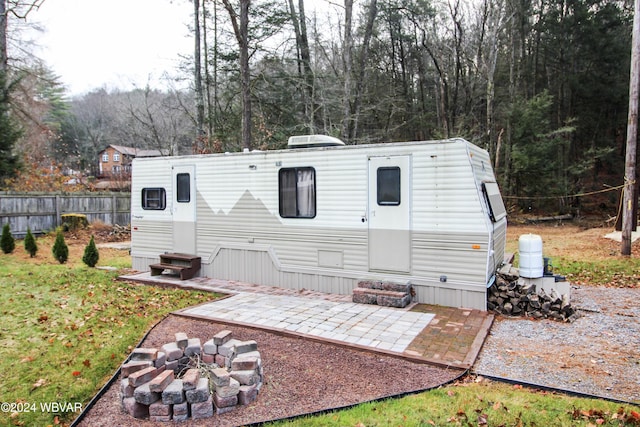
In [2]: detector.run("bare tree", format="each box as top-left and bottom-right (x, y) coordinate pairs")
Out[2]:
(476, 0), (510, 157)
(1, 0), (44, 73)
(350, 0), (377, 142)
(222, 0), (252, 151)
(288, 0), (315, 132)
(194, 0), (205, 139)
(340, 0), (353, 142)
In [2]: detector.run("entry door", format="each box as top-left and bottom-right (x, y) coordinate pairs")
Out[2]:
(368, 156), (411, 273)
(172, 165), (196, 254)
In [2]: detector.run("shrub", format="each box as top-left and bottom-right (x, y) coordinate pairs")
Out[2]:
(82, 235), (99, 267)
(1, 223), (15, 254)
(52, 230), (69, 264)
(24, 227), (37, 257)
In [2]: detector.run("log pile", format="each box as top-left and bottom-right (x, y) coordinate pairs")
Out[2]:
(487, 273), (578, 322)
(109, 224), (131, 239)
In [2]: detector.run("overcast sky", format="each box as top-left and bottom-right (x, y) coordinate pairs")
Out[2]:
(24, 0), (193, 95)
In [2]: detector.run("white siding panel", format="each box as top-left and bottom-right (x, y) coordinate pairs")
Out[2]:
(131, 220), (173, 262)
(412, 231), (489, 285)
(132, 138), (505, 311)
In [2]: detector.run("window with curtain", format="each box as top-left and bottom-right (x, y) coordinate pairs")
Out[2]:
(279, 167), (316, 218)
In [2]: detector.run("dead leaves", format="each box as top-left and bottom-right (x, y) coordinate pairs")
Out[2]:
(30, 378), (47, 391)
(571, 406), (640, 426)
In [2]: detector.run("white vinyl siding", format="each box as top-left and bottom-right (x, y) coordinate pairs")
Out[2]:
(131, 138), (506, 310)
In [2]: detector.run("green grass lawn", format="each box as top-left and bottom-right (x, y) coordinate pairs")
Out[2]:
(266, 380), (640, 426)
(0, 238), (215, 427)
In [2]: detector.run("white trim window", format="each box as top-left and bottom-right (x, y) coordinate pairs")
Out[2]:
(113, 152), (120, 162)
(278, 167), (316, 218)
(142, 188), (166, 210)
(102, 153), (109, 162)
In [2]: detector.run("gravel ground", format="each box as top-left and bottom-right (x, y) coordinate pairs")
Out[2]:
(76, 315), (463, 427)
(474, 285), (640, 402)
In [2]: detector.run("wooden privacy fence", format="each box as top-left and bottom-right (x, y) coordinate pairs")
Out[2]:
(0, 192), (131, 237)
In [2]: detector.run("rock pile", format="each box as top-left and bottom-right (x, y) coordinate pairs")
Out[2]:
(120, 330), (263, 421)
(487, 274), (578, 322)
(109, 223), (131, 239)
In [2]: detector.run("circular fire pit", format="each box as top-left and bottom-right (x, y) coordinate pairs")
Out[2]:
(119, 330), (263, 421)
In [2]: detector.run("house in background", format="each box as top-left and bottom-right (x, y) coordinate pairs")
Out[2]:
(98, 145), (166, 178)
(96, 145), (166, 191)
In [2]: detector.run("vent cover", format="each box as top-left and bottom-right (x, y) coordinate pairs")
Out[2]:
(287, 135), (345, 149)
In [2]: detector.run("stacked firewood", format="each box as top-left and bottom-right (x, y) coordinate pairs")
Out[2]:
(487, 274), (578, 322)
(110, 224), (131, 239)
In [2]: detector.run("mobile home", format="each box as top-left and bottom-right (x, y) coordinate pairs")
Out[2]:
(130, 136), (507, 310)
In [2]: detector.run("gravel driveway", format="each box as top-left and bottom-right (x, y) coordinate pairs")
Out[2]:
(473, 285), (640, 403)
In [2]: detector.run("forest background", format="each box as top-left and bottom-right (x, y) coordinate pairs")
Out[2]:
(0, 0), (635, 217)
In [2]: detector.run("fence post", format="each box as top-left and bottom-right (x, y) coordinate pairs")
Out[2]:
(55, 195), (61, 228)
(112, 194), (117, 225)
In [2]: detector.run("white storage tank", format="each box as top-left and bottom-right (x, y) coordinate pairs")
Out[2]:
(518, 234), (544, 278)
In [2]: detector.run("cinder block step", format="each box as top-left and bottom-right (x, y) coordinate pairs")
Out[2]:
(352, 284), (412, 308)
(357, 280), (411, 293)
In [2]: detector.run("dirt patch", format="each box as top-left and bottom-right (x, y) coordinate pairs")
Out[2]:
(505, 224), (640, 261)
(76, 315), (463, 427)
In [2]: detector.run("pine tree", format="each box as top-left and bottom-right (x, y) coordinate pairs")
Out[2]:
(0, 72), (21, 182)
(51, 229), (68, 264)
(1, 223), (15, 254)
(24, 227), (37, 257)
(82, 235), (99, 267)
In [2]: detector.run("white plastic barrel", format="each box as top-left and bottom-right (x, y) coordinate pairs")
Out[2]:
(518, 234), (543, 278)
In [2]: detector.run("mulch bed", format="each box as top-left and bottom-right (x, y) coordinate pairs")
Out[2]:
(76, 314), (463, 427)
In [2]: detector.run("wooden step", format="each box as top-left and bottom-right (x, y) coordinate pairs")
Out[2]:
(149, 253), (201, 280)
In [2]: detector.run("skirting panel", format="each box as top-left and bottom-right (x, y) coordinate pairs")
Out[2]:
(200, 246), (487, 310)
(131, 246), (487, 310)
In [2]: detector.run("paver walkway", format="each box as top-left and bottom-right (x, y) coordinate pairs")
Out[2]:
(122, 272), (493, 369)
(181, 293), (435, 354)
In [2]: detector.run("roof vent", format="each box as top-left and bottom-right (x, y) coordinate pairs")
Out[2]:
(287, 134), (345, 149)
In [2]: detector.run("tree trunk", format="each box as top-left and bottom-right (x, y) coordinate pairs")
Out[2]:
(193, 0), (205, 140)
(222, 0), (252, 151)
(351, 0), (378, 142)
(341, 0), (353, 142)
(0, 0), (7, 74)
(288, 0), (315, 133)
(202, 0), (214, 141)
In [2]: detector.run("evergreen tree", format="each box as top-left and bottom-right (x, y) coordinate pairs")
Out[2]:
(0, 72), (21, 182)
(24, 227), (37, 257)
(82, 235), (99, 267)
(0, 222), (15, 254)
(51, 229), (68, 264)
